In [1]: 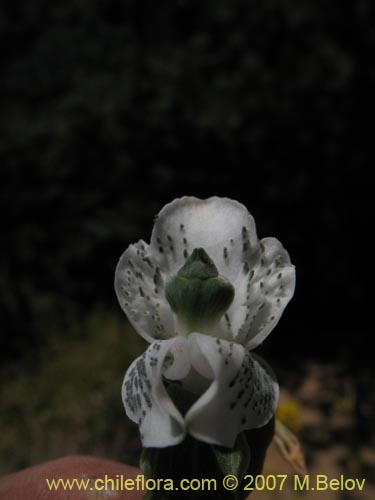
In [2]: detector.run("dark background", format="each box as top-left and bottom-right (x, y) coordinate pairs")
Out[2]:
(1, 0), (371, 362)
(0, 1), (373, 480)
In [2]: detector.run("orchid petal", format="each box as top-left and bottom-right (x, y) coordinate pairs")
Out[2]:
(185, 333), (279, 448)
(230, 237), (295, 349)
(115, 240), (175, 342)
(122, 337), (186, 447)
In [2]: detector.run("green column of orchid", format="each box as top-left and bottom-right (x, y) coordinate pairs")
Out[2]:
(165, 248), (234, 334)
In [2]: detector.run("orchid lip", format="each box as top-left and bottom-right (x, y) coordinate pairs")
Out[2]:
(122, 333), (279, 448)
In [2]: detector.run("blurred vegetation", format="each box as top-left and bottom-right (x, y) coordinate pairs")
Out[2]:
(276, 400), (302, 434)
(0, 309), (146, 474)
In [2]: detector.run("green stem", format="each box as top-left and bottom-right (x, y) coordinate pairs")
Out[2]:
(139, 418), (274, 500)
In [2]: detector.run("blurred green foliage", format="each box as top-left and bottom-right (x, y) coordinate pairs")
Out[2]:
(0, 309), (146, 474)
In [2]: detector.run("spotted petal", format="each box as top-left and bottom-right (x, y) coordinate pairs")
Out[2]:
(150, 196), (258, 284)
(122, 337), (187, 447)
(229, 237), (296, 349)
(115, 240), (175, 342)
(123, 333), (279, 448)
(185, 333), (279, 447)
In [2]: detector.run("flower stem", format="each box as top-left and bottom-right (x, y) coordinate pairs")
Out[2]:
(139, 418), (274, 499)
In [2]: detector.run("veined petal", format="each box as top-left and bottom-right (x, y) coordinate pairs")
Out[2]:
(185, 333), (279, 448)
(115, 240), (175, 342)
(122, 337), (186, 447)
(150, 197), (258, 284)
(229, 237), (295, 349)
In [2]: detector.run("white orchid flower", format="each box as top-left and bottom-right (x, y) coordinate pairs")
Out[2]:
(115, 197), (295, 448)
